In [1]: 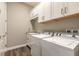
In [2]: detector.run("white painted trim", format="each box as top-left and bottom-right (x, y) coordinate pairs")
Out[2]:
(0, 43), (27, 53)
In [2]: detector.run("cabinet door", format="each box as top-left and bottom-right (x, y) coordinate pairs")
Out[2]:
(0, 2), (7, 50)
(53, 2), (65, 19)
(30, 6), (38, 19)
(67, 2), (79, 15)
(38, 3), (44, 23)
(0, 3), (7, 35)
(31, 44), (41, 56)
(30, 36), (41, 56)
(44, 2), (52, 21)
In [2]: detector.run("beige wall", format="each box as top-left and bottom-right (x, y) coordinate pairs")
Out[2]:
(39, 18), (79, 32)
(7, 2), (32, 47)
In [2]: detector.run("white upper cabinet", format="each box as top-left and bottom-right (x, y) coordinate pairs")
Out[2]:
(66, 2), (79, 15)
(44, 2), (52, 21)
(38, 3), (44, 23)
(30, 5), (39, 19)
(31, 2), (79, 23)
(30, 8), (35, 18)
(31, 2), (52, 23)
(30, 3), (44, 23)
(53, 2), (65, 19)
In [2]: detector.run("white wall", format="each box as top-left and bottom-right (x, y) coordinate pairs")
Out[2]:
(7, 2), (32, 47)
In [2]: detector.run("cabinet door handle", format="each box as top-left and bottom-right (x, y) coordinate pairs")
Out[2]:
(65, 7), (68, 14)
(65, 7), (66, 14)
(61, 8), (63, 15)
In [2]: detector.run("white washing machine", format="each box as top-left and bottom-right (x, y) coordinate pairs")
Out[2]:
(41, 36), (79, 56)
(28, 33), (51, 56)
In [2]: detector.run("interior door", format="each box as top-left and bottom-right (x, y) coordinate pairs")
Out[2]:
(0, 2), (7, 48)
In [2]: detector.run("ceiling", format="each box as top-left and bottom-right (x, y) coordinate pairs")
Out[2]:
(24, 2), (40, 7)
